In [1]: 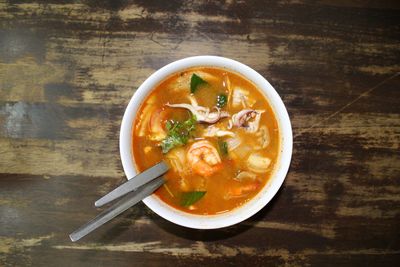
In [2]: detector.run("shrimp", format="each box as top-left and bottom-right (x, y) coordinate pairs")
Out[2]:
(187, 140), (222, 177)
(224, 181), (260, 199)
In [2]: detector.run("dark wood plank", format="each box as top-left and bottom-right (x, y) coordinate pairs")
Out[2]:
(1, 173), (399, 265)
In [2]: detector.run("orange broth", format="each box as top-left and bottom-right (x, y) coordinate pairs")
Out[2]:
(132, 67), (279, 215)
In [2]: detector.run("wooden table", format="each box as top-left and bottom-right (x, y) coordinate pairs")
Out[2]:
(0, 1), (399, 266)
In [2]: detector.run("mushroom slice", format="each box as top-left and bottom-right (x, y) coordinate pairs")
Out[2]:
(255, 125), (270, 149)
(231, 87), (256, 108)
(247, 153), (271, 173)
(226, 137), (241, 151)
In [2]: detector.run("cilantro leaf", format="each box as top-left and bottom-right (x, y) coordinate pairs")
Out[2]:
(160, 135), (185, 154)
(218, 139), (228, 156)
(160, 114), (197, 154)
(181, 191), (206, 207)
(190, 74), (207, 93)
(216, 94), (227, 108)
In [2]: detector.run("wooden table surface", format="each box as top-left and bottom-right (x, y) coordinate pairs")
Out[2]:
(0, 1), (399, 266)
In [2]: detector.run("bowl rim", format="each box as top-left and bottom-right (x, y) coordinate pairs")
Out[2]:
(120, 55), (292, 229)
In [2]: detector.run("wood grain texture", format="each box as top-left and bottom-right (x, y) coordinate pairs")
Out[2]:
(0, 0), (399, 266)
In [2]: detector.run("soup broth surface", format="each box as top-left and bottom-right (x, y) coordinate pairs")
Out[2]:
(132, 67), (279, 215)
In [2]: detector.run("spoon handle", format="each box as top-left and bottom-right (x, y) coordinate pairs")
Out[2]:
(69, 176), (165, 242)
(95, 161), (168, 207)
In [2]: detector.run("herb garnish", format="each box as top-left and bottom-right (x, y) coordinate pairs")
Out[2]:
(190, 73), (207, 93)
(181, 191), (206, 207)
(216, 94), (227, 108)
(160, 114), (197, 154)
(218, 138), (228, 156)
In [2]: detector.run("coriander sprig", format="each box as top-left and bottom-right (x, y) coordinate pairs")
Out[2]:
(160, 114), (197, 153)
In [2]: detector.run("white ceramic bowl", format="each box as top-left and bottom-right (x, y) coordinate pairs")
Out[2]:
(120, 56), (292, 229)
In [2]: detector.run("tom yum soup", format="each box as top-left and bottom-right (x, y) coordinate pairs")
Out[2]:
(132, 67), (280, 215)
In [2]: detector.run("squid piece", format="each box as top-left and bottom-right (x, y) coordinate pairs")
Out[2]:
(204, 125), (235, 138)
(232, 109), (264, 133)
(166, 102), (230, 124)
(247, 153), (271, 173)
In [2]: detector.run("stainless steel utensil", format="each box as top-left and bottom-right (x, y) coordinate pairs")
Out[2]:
(69, 161), (169, 242)
(95, 161), (169, 207)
